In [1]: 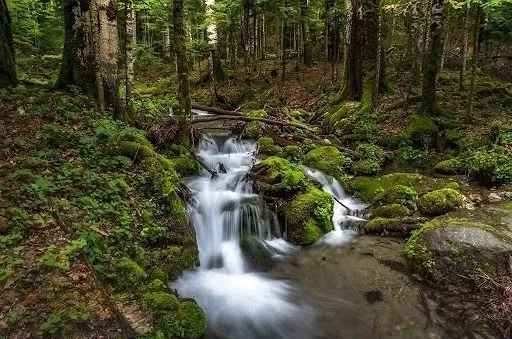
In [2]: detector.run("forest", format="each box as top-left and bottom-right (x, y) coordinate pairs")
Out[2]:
(1, 0), (512, 337)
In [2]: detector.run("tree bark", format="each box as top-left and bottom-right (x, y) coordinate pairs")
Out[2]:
(344, 0), (381, 112)
(419, 0), (444, 116)
(467, 5), (481, 121)
(173, 0), (191, 146)
(459, 3), (470, 90)
(57, 0), (120, 117)
(125, 0), (135, 119)
(0, 0), (16, 88)
(205, 0), (227, 83)
(302, 0), (313, 66)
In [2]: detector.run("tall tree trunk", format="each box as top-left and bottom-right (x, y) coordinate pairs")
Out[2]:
(419, 0), (444, 116)
(57, 0), (120, 117)
(344, 0), (381, 112)
(173, 0), (191, 146)
(205, 0), (227, 82)
(407, 0), (424, 88)
(125, 0), (135, 120)
(302, 0), (313, 66)
(467, 5), (481, 121)
(459, 3), (470, 90)
(0, 0), (16, 88)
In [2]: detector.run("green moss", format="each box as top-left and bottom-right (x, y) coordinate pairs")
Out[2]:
(259, 156), (308, 196)
(444, 182), (460, 190)
(503, 202), (512, 211)
(407, 115), (438, 148)
(245, 121), (261, 139)
(417, 188), (464, 216)
(175, 301), (207, 339)
(467, 146), (512, 186)
(349, 172), (450, 203)
(434, 158), (463, 175)
(364, 217), (424, 235)
(116, 257), (148, 287)
(170, 156), (199, 176)
(284, 186), (334, 246)
(351, 160), (381, 176)
(257, 137), (282, 155)
(151, 268), (169, 282)
(375, 185), (418, 209)
(371, 204), (410, 219)
(245, 109), (267, 118)
(303, 146), (351, 183)
(283, 145), (303, 162)
(143, 292), (179, 310)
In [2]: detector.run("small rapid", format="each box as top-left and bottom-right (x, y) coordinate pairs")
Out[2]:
(172, 136), (366, 339)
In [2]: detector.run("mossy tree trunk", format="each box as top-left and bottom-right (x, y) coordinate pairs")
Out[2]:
(173, 0), (192, 147)
(343, 0), (381, 112)
(467, 5), (481, 121)
(0, 0), (17, 88)
(419, 0), (444, 116)
(57, 0), (121, 118)
(205, 0), (227, 83)
(125, 0), (135, 121)
(459, 2), (470, 91)
(301, 0), (313, 67)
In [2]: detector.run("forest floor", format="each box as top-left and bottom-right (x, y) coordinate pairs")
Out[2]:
(1, 57), (512, 338)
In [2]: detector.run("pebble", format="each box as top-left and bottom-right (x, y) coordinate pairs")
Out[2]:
(488, 192), (502, 203)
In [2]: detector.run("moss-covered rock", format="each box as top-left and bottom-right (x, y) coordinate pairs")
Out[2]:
(375, 185), (418, 209)
(417, 188), (464, 216)
(258, 156), (308, 196)
(303, 146), (351, 183)
(371, 204), (410, 219)
(116, 257), (148, 287)
(434, 158), (463, 175)
(351, 160), (381, 176)
(349, 172), (451, 203)
(407, 115), (438, 148)
(283, 145), (303, 162)
(143, 292), (179, 310)
(405, 218), (512, 280)
(240, 236), (273, 272)
(364, 217), (425, 236)
(284, 186), (334, 246)
(245, 121), (262, 139)
(174, 301), (207, 339)
(245, 109), (267, 118)
(170, 155), (199, 176)
(257, 137), (282, 155)
(443, 182), (460, 190)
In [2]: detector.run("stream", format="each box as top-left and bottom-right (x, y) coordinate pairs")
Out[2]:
(172, 135), (452, 339)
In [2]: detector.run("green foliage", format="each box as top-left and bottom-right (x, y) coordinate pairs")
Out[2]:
(352, 143), (386, 176)
(245, 121), (262, 139)
(417, 188), (464, 216)
(406, 115), (439, 148)
(466, 146), (512, 186)
(434, 158), (464, 174)
(375, 185), (418, 209)
(40, 313), (62, 335)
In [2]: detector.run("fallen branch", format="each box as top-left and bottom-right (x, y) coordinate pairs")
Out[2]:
(190, 152), (217, 177)
(191, 103), (243, 117)
(190, 115), (317, 133)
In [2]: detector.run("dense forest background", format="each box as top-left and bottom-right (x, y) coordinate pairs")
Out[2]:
(1, 0), (512, 338)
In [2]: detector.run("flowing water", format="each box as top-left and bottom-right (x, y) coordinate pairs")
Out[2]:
(172, 136), (367, 338)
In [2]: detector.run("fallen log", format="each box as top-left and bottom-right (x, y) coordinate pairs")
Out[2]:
(190, 152), (217, 177)
(190, 115), (317, 133)
(191, 103), (243, 117)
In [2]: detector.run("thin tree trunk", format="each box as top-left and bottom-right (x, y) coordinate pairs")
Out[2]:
(0, 0), (17, 87)
(125, 0), (135, 119)
(302, 0), (313, 66)
(206, 0), (227, 82)
(173, 0), (191, 150)
(419, 0), (444, 116)
(467, 6), (481, 121)
(459, 3), (470, 90)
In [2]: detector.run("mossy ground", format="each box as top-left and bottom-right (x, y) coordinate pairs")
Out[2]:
(0, 87), (205, 338)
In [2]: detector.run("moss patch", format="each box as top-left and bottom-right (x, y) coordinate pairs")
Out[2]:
(303, 146), (351, 183)
(417, 188), (464, 216)
(375, 185), (418, 209)
(364, 217), (424, 236)
(371, 204), (410, 219)
(259, 156), (308, 196)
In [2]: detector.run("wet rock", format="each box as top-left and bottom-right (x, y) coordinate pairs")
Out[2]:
(240, 236), (274, 272)
(364, 290), (384, 304)
(468, 194), (483, 204)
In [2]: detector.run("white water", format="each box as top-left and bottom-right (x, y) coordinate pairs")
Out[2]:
(172, 136), (313, 339)
(303, 167), (367, 246)
(172, 136), (367, 338)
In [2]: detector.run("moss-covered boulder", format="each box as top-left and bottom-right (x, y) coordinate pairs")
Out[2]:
(284, 186), (334, 246)
(434, 158), (464, 175)
(303, 146), (351, 183)
(257, 156), (308, 196)
(417, 188), (464, 216)
(371, 204), (410, 219)
(245, 121), (261, 139)
(283, 145), (303, 162)
(143, 292), (179, 310)
(405, 218), (512, 280)
(407, 115), (439, 148)
(116, 257), (148, 288)
(257, 137), (282, 155)
(352, 160), (381, 176)
(154, 301), (207, 339)
(349, 172), (451, 203)
(364, 217), (425, 236)
(375, 185), (418, 209)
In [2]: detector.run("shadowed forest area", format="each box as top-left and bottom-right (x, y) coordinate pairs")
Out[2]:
(1, 0), (512, 338)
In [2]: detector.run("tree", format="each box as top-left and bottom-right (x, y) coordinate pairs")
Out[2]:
(125, 0), (135, 119)
(419, 0), (444, 116)
(344, 0), (381, 112)
(0, 0), (17, 88)
(56, 0), (120, 118)
(173, 0), (192, 145)
(301, 0), (313, 66)
(205, 0), (227, 82)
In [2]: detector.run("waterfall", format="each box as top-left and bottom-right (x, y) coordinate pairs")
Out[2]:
(172, 136), (367, 338)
